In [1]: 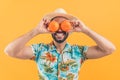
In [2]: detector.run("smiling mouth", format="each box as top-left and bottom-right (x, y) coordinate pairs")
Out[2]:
(54, 31), (66, 36)
(55, 32), (64, 36)
(54, 31), (66, 40)
(52, 31), (68, 43)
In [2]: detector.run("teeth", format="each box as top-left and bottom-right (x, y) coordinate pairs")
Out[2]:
(56, 33), (63, 36)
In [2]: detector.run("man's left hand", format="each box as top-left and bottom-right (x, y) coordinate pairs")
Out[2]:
(69, 19), (88, 33)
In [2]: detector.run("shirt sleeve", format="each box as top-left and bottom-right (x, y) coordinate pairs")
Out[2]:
(78, 45), (89, 61)
(30, 43), (43, 61)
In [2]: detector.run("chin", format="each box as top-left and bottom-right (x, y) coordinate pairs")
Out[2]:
(52, 32), (69, 43)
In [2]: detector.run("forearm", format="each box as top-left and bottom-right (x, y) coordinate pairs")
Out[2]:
(83, 27), (116, 53)
(4, 28), (39, 55)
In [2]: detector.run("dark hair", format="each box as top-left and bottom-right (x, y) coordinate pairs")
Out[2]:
(51, 16), (69, 21)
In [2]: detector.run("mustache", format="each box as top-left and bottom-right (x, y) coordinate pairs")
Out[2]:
(54, 31), (66, 35)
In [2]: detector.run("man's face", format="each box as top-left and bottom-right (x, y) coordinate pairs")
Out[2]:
(51, 17), (69, 43)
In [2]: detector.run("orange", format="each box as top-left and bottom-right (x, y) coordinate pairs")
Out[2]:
(48, 21), (59, 32)
(61, 20), (72, 31)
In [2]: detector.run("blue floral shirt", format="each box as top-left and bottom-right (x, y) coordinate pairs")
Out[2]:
(31, 42), (88, 80)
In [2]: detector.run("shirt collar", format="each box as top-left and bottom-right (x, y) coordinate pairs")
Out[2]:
(48, 41), (72, 53)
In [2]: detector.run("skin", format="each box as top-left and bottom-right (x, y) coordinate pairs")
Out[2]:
(51, 18), (69, 43)
(4, 16), (116, 59)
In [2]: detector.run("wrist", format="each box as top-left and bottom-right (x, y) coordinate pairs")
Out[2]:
(31, 28), (40, 36)
(81, 26), (91, 34)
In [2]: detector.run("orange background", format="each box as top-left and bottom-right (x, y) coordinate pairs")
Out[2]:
(0, 0), (120, 80)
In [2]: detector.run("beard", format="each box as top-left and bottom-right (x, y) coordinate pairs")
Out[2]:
(52, 31), (68, 43)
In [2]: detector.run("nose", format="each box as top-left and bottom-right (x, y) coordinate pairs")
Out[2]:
(57, 27), (63, 32)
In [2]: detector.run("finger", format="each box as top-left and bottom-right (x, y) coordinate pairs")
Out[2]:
(70, 21), (74, 24)
(75, 21), (80, 27)
(44, 19), (49, 28)
(78, 21), (81, 27)
(45, 18), (50, 24)
(67, 29), (74, 33)
(46, 31), (55, 34)
(70, 21), (74, 28)
(46, 19), (50, 25)
(43, 18), (47, 22)
(51, 32), (55, 34)
(77, 21), (80, 26)
(43, 18), (45, 21)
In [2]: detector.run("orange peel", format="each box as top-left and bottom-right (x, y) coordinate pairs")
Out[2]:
(48, 21), (59, 32)
(61, 20), (72, 31)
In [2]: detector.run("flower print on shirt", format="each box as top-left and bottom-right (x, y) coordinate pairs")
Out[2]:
(31, 42), (88, 80)
(40, 52), (57, 73)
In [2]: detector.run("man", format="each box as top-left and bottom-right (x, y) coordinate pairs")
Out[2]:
(4, 8), (116, 80)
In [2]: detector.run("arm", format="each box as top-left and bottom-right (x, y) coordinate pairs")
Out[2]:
(71, 19), (116, 59)
(4, 18), (50, 59)
(83, 27), (116, 59)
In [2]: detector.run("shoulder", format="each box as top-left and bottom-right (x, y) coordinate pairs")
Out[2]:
(31, 43), (48, 47)
(71, 44), (88, 53)
(31, 43), (49, 51)
(71, 44), (83, 49)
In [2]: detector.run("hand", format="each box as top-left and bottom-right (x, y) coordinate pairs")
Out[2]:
(35, 18), (52, 34)
(70, 19), (88, 33)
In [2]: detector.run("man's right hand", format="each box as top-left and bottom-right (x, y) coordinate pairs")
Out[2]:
(35, 18), (52, 34)
(4, 18), (52, 59)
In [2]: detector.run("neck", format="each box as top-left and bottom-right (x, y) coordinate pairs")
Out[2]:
(53, 41), (67, 53)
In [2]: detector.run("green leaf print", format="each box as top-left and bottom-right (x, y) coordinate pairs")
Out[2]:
(67, 73), (74, 80)
(60, 63), (69, 72)
(78, 46), (84, 53)
(38, 73), (45, 80)
(43, 63), (54, 73)
(71, 63), (78, 68)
